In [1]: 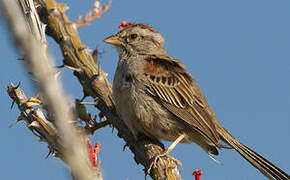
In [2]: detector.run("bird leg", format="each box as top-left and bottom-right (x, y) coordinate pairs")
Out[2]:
(147, 134), (185, 175)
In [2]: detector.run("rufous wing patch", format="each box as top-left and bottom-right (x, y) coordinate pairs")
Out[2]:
(144, 60), (167, 75)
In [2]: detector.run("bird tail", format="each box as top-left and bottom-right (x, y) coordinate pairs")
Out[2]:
(218, 127), (289, 180)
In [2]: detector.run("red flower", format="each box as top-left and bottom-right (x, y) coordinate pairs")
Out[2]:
(118, 21), (134, 30)
(86, 138), (101, 169)
(192, 169), (203, 180)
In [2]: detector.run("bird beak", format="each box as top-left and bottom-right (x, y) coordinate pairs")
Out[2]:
(103, 35), (122, 46)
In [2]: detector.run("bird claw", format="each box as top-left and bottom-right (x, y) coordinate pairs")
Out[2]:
(146, 151), (183, 175)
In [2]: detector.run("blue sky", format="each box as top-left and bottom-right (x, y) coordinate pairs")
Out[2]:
(1, 0), (290, 179)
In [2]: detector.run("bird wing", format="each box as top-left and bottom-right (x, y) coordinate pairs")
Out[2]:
(143, 54), (220, 146)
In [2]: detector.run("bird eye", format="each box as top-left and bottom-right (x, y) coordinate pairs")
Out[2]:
(130, 33), (138, 39)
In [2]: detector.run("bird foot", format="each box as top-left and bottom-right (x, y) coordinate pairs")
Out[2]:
(146, 151), (183, 175)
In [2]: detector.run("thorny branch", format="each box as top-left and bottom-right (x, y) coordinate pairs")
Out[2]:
(6, 83), (61, 157)
(1, 0), (102, 179)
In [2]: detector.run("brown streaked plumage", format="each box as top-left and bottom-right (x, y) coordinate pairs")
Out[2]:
(104, 23), (289, 180)
(143, 55), (221, 148)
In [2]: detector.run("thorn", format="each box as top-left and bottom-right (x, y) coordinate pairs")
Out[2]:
(78, 45), (88, 52)
(55, 71), (62, 78)
(144, 170), (147, 180)
(80, 94), (88, 102)
(98, 111), (104, 120)
(208, 154), (222, 165)
(64, 64), (82, 72)
(123, 142), (129, 151)
(32, 131), (41, 138)
(80, 101), (96, 105)
(9, 116), (23, 128)
(34, 93), (40, 99)
(45, 150), (52, 159)
(38, 136), (45, 142)
(55, 64), (65, 68)
(92, 45), (98, 64)
(28, 121), (41, 129)
(221, 144), (232, 149)
(97, 60), (101, 75)
(26, 102), (41, 107)
(14, 82), (21, 89)
(93, 114), (97, 122)
(10, 100), (15, 109)
(28, 121), (49, 141)
(17, 57), (25, 60)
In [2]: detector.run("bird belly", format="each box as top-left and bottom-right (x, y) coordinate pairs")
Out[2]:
(113, 70), (218, 154)
(113, 78), (190, 142)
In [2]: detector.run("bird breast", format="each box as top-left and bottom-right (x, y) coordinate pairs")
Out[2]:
(112, 57), (192, 142)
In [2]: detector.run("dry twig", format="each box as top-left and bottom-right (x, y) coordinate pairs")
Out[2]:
(76, 0), (112, 28)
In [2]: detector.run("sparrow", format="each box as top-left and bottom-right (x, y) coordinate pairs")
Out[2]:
(104, 23), (289, 180)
